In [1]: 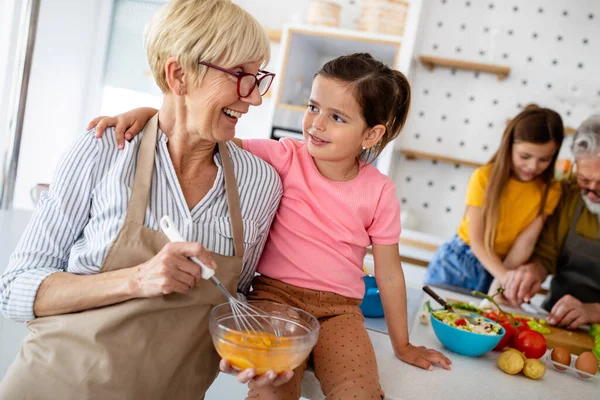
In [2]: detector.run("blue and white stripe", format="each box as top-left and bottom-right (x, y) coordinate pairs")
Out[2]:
(0, 128), (282, 322)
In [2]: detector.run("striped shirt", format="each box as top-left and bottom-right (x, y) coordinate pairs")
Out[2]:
(0, 128), (282, 322)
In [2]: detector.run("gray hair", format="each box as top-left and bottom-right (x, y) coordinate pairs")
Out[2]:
(572, 114), (600, 159)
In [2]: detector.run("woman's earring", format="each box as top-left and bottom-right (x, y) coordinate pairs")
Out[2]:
(179, 89), (185, 95)
(362, 146), (367, 150)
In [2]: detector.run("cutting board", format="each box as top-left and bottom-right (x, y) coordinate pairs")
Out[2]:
(541, 326), (594, 355)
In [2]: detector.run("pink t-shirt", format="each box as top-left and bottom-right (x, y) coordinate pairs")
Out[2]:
(243, 138), (401, 299)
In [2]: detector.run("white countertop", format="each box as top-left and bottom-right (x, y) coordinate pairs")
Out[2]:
(366, 287), (599, 400)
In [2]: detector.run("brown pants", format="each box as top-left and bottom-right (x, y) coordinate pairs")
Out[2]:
(246, 276), (384, 400)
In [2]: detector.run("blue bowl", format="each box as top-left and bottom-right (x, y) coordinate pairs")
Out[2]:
(359, 276), (384, 317)
(430, 311), (505, 357)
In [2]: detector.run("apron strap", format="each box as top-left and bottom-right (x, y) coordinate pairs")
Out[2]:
(126, 113), (159, 225)
(218, 142), (245, 258)
(569, 199), (584, 233)
(122, 115), (244, 257)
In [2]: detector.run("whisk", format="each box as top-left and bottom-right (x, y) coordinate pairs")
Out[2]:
(160, 216), (281, 340)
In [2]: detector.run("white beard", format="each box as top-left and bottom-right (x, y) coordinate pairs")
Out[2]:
(581, 192), (600, 215)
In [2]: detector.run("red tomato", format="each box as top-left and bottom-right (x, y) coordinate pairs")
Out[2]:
(455, 319), (467, 326)
(494, 322), (516, 351)
(513, 330), (547, 359)
(483, 311), (506, 323)
(515, 318), (532, 330)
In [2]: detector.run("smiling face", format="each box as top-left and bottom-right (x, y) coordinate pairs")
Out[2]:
(510, 140), (558, 181)
(184, 60), (264, 142)
(576, 157), (600, 207)
(302, 75), (373, 163)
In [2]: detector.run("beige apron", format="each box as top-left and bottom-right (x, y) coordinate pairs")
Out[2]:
(0, 114), (245, 400)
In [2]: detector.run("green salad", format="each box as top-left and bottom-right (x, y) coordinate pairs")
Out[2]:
(432, 310), (502, 336)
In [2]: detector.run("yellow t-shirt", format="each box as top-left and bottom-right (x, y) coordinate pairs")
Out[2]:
(457, 164), (562, 257)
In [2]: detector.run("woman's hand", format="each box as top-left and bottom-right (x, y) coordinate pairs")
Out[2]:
(87, 107), (158, 149)
(130, 242), (217, 298)
(548, 295), (600, 329)
(395, 343), (452, 371)
(219, 359), (294, 387)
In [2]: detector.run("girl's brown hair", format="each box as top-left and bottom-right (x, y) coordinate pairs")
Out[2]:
(483, 104), (564, 254)
(316, 53), (411, 163)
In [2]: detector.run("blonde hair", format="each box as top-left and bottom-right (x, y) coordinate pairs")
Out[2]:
(483, 105), (564, 254)
(144, 0), (270, 93)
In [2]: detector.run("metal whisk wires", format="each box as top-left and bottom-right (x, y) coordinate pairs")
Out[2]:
(207, 274), (281, 339)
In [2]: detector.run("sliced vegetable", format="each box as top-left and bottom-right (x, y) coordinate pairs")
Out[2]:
(527, 320), (551, 335)
(423, 300), (433, 313)
(589, 323), (600, 337)
(447, 301), (483, 314)
(592, 348), (600, 367)
(455, 318), (467, 326)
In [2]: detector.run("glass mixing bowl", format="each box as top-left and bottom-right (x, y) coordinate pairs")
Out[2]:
(209, 301), (320, 374)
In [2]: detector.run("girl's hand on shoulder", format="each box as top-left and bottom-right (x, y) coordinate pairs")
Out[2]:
(395, 343), (452, 371)
(87, 107), (157, 149)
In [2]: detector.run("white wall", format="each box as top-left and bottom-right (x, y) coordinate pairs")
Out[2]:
(394, 0), (600, 239)
(8, 0), (112, 209)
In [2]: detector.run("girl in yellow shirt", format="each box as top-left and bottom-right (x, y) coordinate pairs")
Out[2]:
(425, 105), (564, 293)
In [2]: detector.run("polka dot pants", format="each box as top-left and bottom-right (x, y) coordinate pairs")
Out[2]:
(246, 276), (384, 400)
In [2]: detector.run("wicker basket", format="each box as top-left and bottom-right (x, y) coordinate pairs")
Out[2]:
(357, 0), (409, 36)
(307, 0), (341, 27)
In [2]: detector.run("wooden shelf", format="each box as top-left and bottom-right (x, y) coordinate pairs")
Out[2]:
(399, 237), (440, 252)
(366, 247), (430, 267)
(419, 55), (511, 81)
(401, 149), (483, 168)
(265, 28), (281, 43)
(276, 103), (307, 112)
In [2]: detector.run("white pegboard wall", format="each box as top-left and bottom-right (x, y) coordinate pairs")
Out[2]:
(396, 158), (473, 237)
(394, 0), (600, 239)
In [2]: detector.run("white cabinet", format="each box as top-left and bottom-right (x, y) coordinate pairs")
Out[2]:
(268, 3), (423, 178)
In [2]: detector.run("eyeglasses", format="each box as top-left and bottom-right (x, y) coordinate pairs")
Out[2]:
(199, 61), (275, 98)
(577, 175), (600, 197)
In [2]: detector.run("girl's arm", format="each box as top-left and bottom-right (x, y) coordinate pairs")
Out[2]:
(467, 206), (509, 280)
(87, 107), (158, 149)
(373, 243), (451, 371)
(488, 215), (547, 297)
(87, 109), (247, 150)
(502, 215), (546, 269)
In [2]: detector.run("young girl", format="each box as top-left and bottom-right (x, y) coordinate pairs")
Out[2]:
(90, 53), (451, 400)
(424, 105), (564, 297)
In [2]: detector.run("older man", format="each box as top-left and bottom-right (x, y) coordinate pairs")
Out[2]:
(502, 114), (600, 329)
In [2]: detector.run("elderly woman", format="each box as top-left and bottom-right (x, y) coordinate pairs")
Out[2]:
(0, 0), (284, 398)
(501, 114), (600, 329)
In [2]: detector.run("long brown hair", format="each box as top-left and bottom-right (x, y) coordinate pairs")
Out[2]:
(483, 105), (564, 254)
(316, 53), (411, 163)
